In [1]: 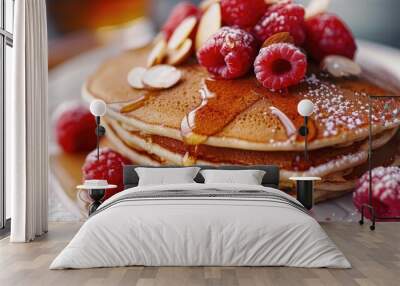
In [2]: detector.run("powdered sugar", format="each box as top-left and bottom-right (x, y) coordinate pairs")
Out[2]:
(303, 74), (400, 138)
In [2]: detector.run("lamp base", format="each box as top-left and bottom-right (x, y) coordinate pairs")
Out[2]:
(296, 180), (314, 210)
(88, 188), (105, 215)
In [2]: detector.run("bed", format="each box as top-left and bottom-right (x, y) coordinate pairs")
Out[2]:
(50, 165), (350, 269)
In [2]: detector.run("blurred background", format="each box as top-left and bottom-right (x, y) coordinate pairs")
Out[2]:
(46, 0), (400, 69)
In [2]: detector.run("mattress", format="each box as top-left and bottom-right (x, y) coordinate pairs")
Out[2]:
(50, 183), (351, 269)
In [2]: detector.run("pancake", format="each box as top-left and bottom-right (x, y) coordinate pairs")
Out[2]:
(107, 116), (397, 168)
(105, 117), (400, 184)
(104, 117), (400, 203)
(104, 119), (161, 166)
(83, 45), (400, 152)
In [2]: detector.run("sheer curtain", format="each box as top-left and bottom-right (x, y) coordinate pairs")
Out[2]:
(8, 0), (48, 242)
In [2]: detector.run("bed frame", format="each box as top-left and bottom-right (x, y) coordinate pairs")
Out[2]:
(123, 165), (280, 189)
(86, 165), (280, 215)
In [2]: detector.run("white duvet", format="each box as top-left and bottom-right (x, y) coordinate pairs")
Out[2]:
(50, 183), (351, 269)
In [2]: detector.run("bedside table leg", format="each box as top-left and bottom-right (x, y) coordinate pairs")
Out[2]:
(88, 189), (105, 215)
(296, 181), (313, 210)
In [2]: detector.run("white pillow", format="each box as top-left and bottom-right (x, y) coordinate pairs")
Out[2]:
(200, 169), (266, 185)
(135, 167), (200, 186)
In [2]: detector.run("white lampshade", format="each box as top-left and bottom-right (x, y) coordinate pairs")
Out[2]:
(297, 99), (314, 117)
(90, 99), (107, 117)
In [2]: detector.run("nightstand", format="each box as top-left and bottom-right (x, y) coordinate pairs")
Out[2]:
(77, 180), (117, 215)
(289, 177), (321, 210)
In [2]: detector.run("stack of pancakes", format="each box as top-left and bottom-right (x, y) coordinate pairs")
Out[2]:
(83, 45), (400, 202)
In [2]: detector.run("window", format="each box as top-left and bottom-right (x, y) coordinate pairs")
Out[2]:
(0, 0), (14, 233)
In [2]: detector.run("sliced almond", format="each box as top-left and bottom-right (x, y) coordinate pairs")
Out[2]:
(305, 0), (330, 19)
(167, 39), (193, 65)
(142, 65), (182, 89)
(167, 16), (197, 51)
(147, 39), (167, 67)
(153, 32), (166, 44)
(195, 2), (221, 51)
(127, 67), (146, 89)
(262, 32), (294, 48)
(321, 55), (362, 78)
(199, 0), (220, 11)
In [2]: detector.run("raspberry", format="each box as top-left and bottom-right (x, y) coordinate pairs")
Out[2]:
(267, 0), (294, 13)
(253, 2), (305, 46)
(254, 43), (307, 90)
(82, 148), (131, 201)
(353, 167), (400, 221)
(305, 13), (357, 62)
(162, 2), (199, 40)
(221, 0), (267, 29)
(55, 105), (97, 153)
(197, 27), (258, 79)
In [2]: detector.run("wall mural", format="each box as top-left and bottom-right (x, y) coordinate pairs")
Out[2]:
(48, 0), (400, 222)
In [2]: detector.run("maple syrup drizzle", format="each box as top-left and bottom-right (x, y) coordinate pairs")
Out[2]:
(181, 78), (263, 145)
(110, 90), (158, 114)
(182, 144), (200, 166)
(119, 94), (150, 113)
(182, 152), (197, 166)
(180, 88), (210, 145)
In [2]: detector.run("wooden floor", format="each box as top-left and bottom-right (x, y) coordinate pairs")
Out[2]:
(0, 222), (399, 286)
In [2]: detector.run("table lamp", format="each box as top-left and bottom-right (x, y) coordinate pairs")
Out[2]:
(297, 99), (315, 161)
(90, 99), (107, 160)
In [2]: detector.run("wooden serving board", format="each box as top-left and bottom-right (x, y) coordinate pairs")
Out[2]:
(50, 139), (113, 217)
(50, 152), (89, 217)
